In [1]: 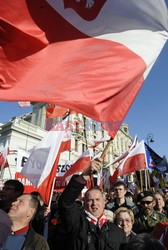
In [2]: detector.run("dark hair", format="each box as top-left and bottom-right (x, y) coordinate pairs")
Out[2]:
(123, 233), (164, 250)
(4, 180), (24, 195)
(114, 181), (127, 189)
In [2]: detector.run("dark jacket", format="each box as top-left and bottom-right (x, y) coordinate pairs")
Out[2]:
(57, 175), (126, 250)
(22, 226), (49, 250)
(106, 198), (139, 215)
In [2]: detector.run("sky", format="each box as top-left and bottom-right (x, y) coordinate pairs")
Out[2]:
(0, 41), (168, 159)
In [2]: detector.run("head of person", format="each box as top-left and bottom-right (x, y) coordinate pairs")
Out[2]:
(138, 191), (155, 216)
(154, 192), (165, 211)
(84, 187), (105, 218)
(31, 191), (45, 206)
(8, 194), (40, 225)
(125, 191), (134, 203)
(124, 233), (165, 250)
(1, 180), (24, 202)
(114, 207), (134, 236)
(0, 209), (12, 247)
(114, 181), (127, 200)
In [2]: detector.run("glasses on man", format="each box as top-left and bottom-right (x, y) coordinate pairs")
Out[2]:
(140, 200), (153, 205)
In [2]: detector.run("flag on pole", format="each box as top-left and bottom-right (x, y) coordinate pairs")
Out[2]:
(21, 118), (68, 204)
(145, 143), (168, 173)
(0, 1), (168, 137)
(0, 146), (9, 170)
(63, 149), (91, 181)
(89, 135), (111, 148)
(110, 140), (147, 183)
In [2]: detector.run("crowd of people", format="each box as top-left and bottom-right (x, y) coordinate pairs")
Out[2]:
(0, 158), (168, 249)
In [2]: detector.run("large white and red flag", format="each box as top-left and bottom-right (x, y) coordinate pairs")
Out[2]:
(21, 118), (68, 204)
(63, 149), (91, 182)
(0, 146), (9, 171)
(110, 140), (147, 183)
(0, 1), (168, 137)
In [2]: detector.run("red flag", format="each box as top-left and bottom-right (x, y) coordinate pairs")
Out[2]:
(0, 1), (167, 137)
(21, 118), (68, 205)
(63, 150), (91, 181)
(0, 147), (9, 170)
(46, 104), (68, 118)
(110, 140), (147, 184)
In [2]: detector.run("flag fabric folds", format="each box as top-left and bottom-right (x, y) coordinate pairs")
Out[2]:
(21, 118), (68, 204)
(145, 143), (168, 173)
(0, 146), (9, 170)
(46, 104), (68, 118)
(63, 149), (91, 181)
(0, 1), (168, 137)
(110, 140), (147, 183)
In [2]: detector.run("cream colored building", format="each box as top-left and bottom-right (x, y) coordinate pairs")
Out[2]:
(0, 103), (132, 181)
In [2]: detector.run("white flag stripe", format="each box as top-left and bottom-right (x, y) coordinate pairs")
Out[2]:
(48, 0), (168, 77)
(21, 118), (67, 187)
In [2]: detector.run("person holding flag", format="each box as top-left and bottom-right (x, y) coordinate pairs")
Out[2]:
(55, 157), (126, 250)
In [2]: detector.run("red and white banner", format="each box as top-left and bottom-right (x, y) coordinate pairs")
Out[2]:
(89, 135), (111, 148)
(21, 118), (68, 204)
(63, 149), (91, 181)
(0, 1), (167, 137)
(15, 149), (38, 193)
(0, 146), (9, 171)
(110, 140), (147, 183)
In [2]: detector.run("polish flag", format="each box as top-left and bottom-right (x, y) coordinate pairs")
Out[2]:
(89, 135), (111, 148)
(21, 118), (68, 204)
(63, 149), (91, 181)
(0, 146), (9, 170)
(110, 140), (147, 183)
(0, 1), (167, 138)
(103, 135), (138, 170)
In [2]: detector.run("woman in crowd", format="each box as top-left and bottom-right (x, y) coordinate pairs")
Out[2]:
(114, 207), (136, 242)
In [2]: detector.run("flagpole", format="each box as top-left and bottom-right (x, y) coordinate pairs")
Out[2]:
(101, 139), (113, 159)
(48, 177), (56, 209)
(90, 139), (113, 187)
(139, 170), (143, 191)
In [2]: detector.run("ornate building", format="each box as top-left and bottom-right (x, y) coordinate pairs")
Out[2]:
(0, 103), (132, 181)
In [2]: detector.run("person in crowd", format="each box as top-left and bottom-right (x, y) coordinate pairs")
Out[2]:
(0, 209), (12, 247)
(153, 221), (168, 249)
(0, 179), (24, 213)
(1, 193), (49, 250)
(107, 188), (115, 203)
(123, 233), (165, 250)
(154, 191), (168, 217)
(106, 180), (139, 215)
(114, 207), (136, 242)
(133, 191), (167, 234)
(31, 191), (50, 240)
(56, 158), (126, 250)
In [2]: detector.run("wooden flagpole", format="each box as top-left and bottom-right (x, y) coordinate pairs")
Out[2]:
(91, 139), (113, 187)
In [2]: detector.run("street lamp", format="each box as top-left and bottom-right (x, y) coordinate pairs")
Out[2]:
(146, 133), (154, 146)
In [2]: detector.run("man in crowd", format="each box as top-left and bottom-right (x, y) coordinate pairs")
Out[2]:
(57, 158), (126, 250)
(0, 179), (24, 212)
(0, 209), (12, 247)
(1, 193), (49, 250)
(106, 180), (139, 215)
(133, 191), (167, 234)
